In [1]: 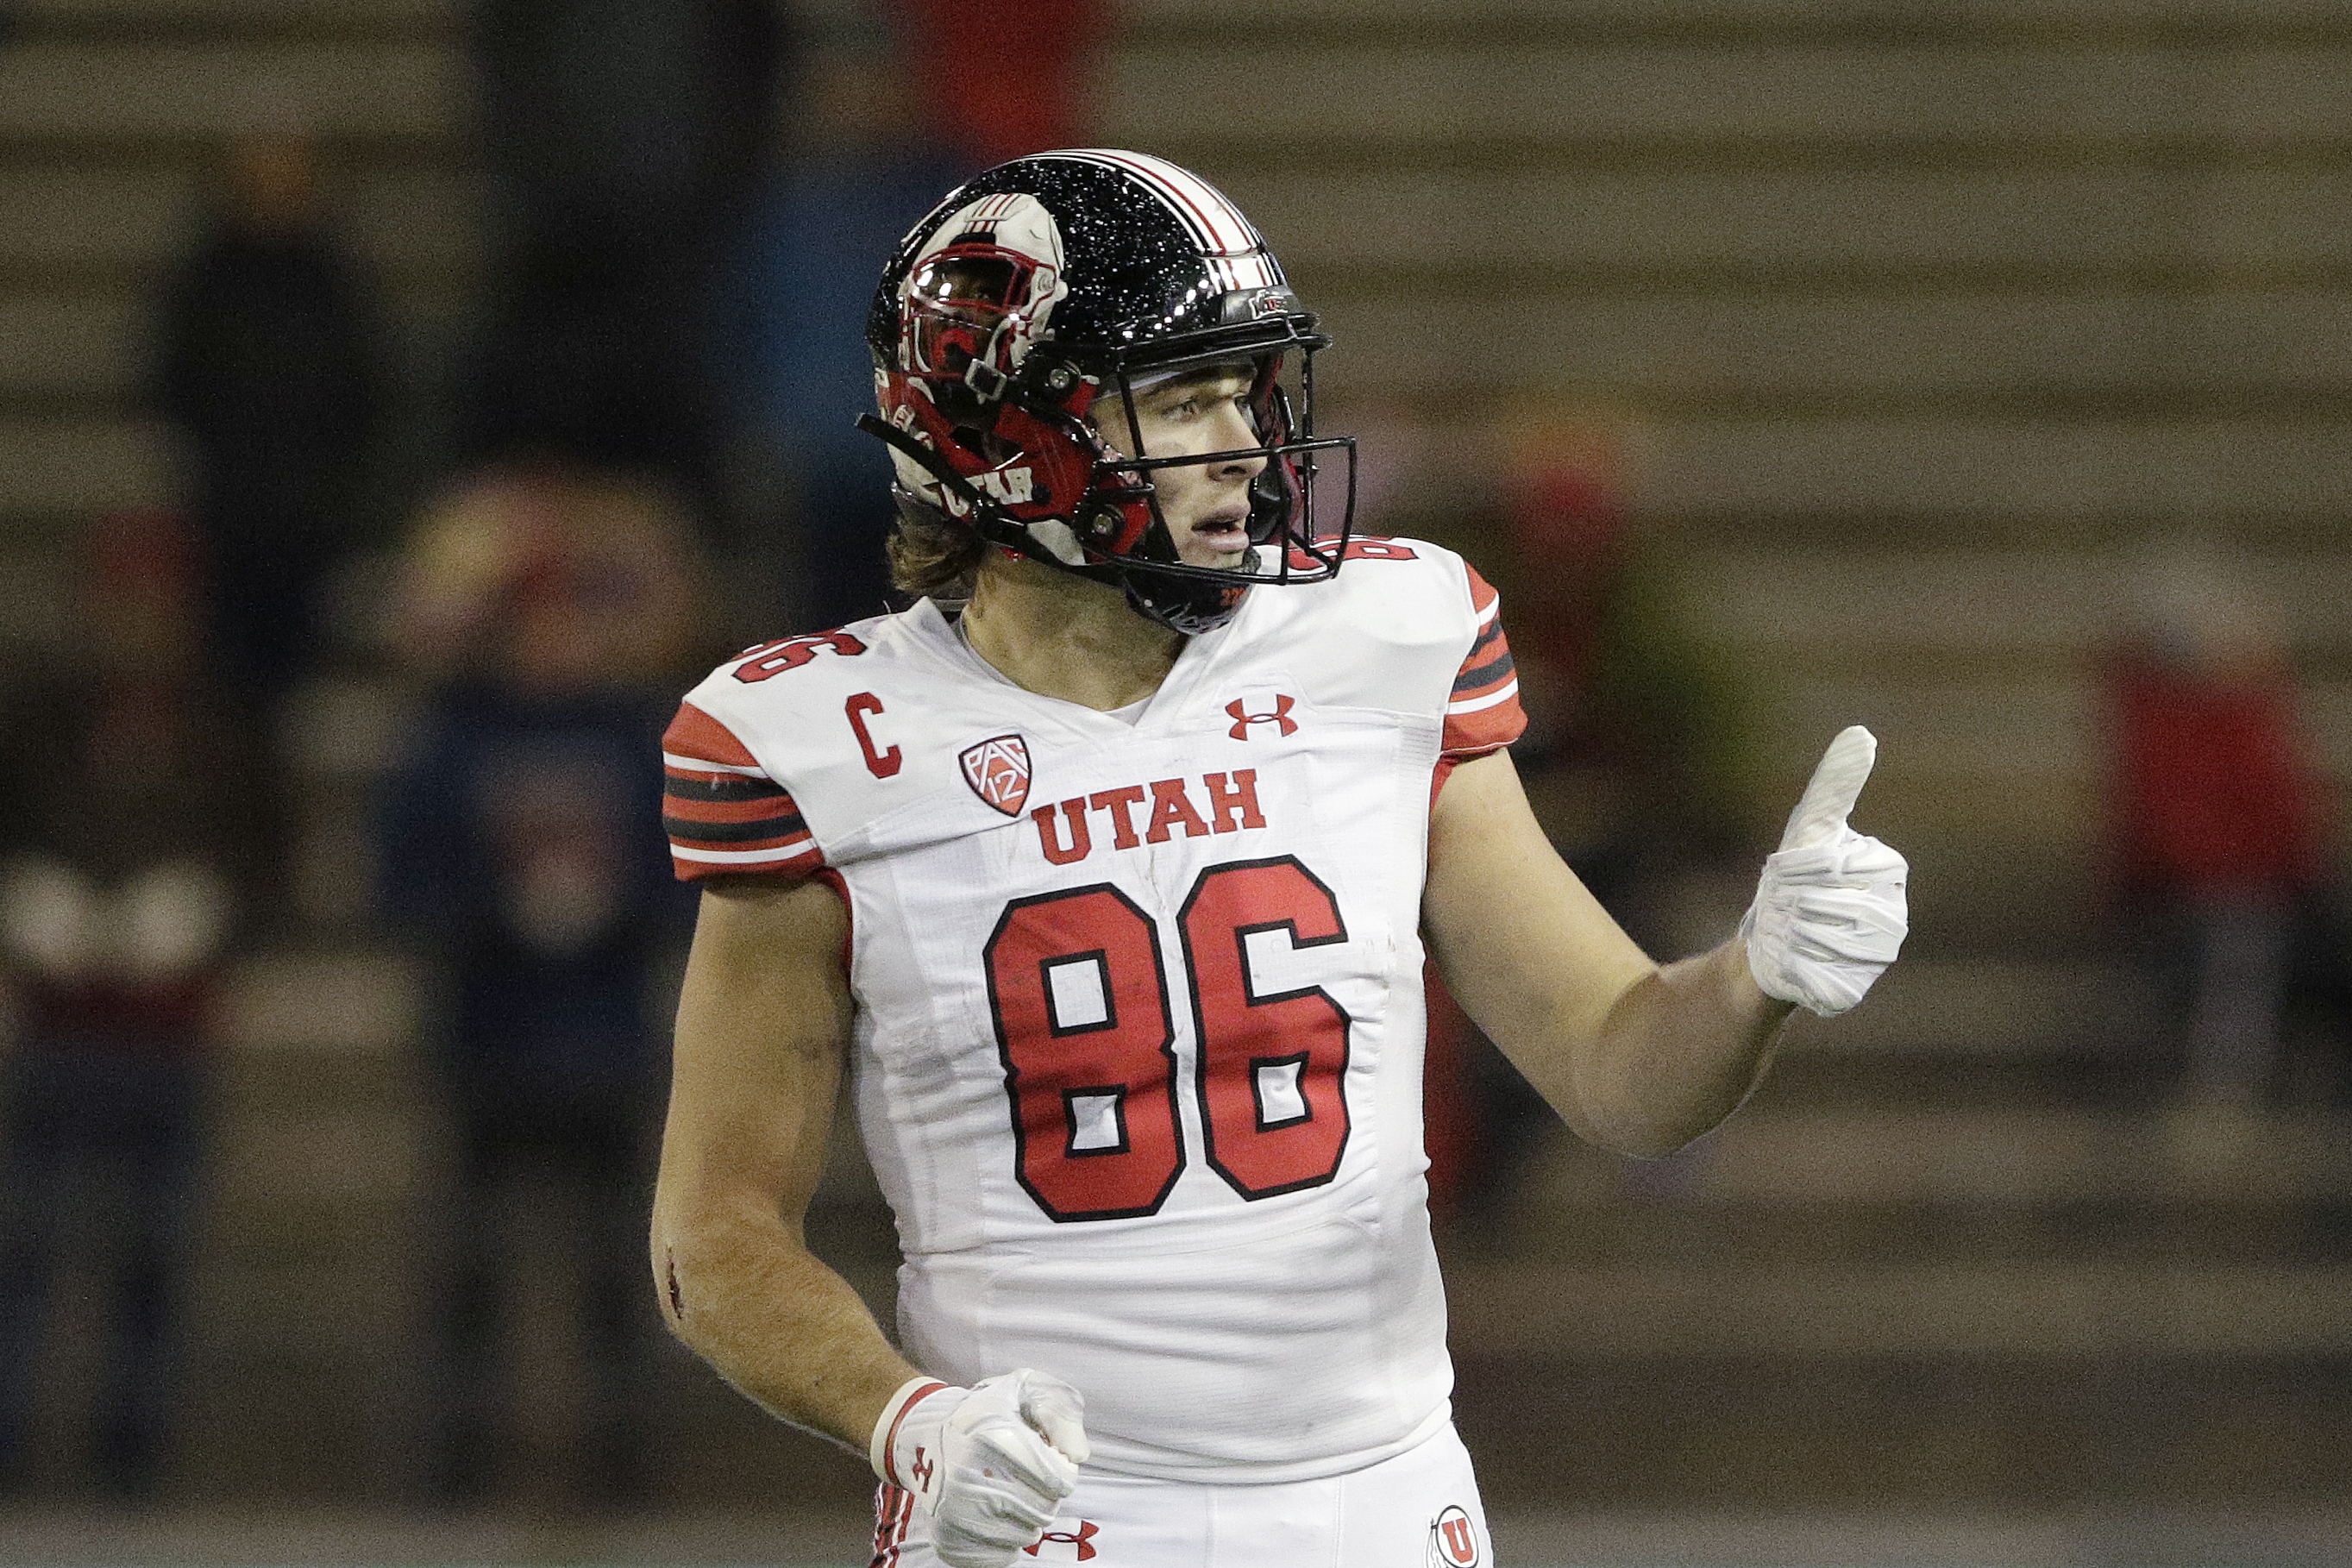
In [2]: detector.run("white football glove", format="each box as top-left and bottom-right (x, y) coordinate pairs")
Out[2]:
(1740, 725), (1909, 1017)
(869, 1370), (1088, 1568)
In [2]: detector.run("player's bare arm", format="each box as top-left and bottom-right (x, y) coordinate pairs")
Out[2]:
(654, 875), (1088, 1568)
(1424, 749), (1785, 1156)
(650, 874), (916, 1450)
(1426, 732), (1906, 1157)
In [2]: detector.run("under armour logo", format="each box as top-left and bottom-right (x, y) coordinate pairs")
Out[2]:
(1023, 1520), (1100, 1560)
(908, 1446), (936, 1496)
(1226, 693), (1297, 739)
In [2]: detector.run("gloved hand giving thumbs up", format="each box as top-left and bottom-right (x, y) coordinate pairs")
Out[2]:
(1739, 726), (1910, 1017)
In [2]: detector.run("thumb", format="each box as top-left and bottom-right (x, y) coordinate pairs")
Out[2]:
(1780, 725), (1878, 852)
(1013, 1370), (1090, 1465)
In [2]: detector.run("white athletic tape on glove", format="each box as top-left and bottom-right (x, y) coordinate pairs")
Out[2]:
(871, 1370), (1088, 1568)
(1740, 725), (1910, 1018)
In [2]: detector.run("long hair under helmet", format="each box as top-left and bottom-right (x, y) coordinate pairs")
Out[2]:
(859, 149), (1356, 635)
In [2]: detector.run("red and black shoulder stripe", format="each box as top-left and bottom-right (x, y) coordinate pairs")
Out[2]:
(1441, 566), (1527, 760)
(662, 702), (823, 881)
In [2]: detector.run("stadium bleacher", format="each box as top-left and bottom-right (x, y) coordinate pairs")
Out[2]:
(0, 0), (2346, 1550)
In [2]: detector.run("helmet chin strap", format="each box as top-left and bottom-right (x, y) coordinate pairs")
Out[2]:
(1121, 569), (1245, 637)
(858, 414), (1028, 547)
(858, 412), (1118, 574)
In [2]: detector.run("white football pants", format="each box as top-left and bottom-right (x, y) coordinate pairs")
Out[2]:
(869, 1421), (1493, 1568)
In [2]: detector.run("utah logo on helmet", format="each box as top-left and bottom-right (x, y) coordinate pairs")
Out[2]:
(860, 148), (1358, 636)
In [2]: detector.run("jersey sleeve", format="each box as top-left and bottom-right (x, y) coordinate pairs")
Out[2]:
(661, 699), (825, 882)
(1440, 565), (1527, 760)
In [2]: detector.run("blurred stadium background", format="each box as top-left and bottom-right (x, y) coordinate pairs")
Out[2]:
(0, 0), (2349, 1564)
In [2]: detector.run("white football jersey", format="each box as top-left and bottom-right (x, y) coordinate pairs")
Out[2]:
(663, 539), (1524, 1483)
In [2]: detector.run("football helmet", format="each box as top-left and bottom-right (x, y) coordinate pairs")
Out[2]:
(861, 148), (1355, 634)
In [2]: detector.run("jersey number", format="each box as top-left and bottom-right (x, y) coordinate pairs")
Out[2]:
(982, 857), (1353, 1222)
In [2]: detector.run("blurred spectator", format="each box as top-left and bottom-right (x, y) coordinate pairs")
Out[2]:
(1496, 401), (1753, 898)
(896, 0), (1107, 166)
(376, 462), (706, 1503)
(462, 0), (785, 512)
(388, 460), (709, 685)
(724, 11), (964, 633)
(151, 134), (385, 708)
(0, 511), (243, 1498)
(1433, 401), (1755, 1213)
(718, 0), (1110, 634)
(2100, 539), (2347, 1106)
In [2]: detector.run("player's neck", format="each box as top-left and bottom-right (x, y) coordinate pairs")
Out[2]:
(958, 555), (1183, 712)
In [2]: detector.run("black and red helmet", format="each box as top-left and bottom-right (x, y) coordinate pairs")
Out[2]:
(860, 148), (1355, 634)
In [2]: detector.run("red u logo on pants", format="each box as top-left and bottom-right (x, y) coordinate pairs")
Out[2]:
(1429, 1504), (1480, 1567)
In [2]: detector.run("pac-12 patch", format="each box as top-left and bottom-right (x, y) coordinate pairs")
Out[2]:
(1427, 1503), (1481, 1567)
(960, 734), (1032, 816)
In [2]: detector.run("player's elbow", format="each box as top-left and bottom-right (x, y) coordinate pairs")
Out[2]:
(655, 1239), (695, 1345)
(648, 1201), (754, 1349)
(651, 1192), (825, 1340)
(1508, 1052), (1712, 1159)
(1558, 1037), (1740, 1159)
(650, 1207), (712, 1348)
(1565, 1033), (1759, 1157)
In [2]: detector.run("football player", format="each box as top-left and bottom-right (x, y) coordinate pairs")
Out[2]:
(651, 150), (1907, 1568)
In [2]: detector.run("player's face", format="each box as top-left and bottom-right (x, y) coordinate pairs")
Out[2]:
(1095, 365), (1266, 570)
